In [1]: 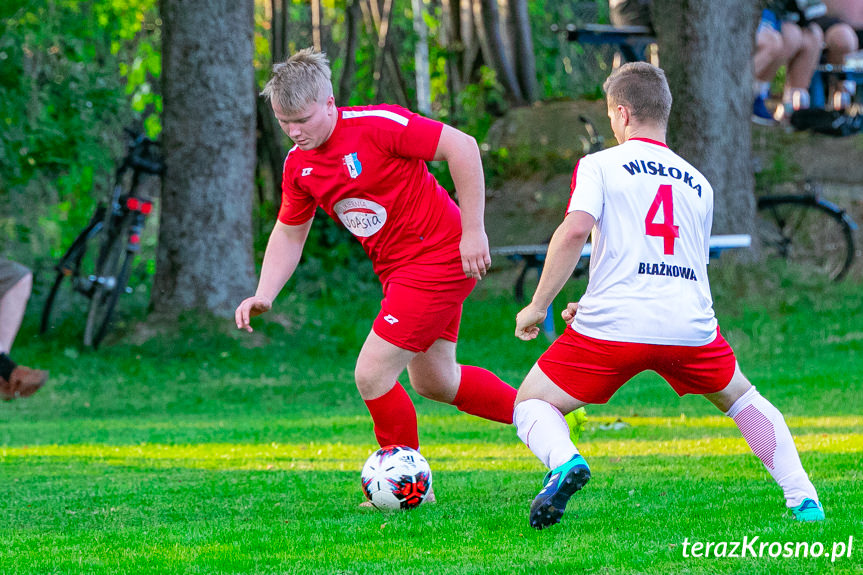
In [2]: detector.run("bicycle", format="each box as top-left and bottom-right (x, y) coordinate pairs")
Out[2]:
(40, 129), (164, 348)
(756, 180), (857, 282)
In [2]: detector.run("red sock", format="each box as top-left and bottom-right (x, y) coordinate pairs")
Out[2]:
(452, 366), (517, 424)
(363, 382), (419, 449)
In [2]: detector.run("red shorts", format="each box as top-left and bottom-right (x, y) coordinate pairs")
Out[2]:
(372, 278), (476, 353)
(537, 327), (737, 404)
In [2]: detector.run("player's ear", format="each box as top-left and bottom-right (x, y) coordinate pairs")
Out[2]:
(619, 105), (631, 126)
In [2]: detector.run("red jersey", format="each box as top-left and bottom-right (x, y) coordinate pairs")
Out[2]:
(278, 104), (465, 287)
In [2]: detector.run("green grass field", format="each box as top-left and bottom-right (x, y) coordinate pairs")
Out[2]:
(1, 263), (861, 574)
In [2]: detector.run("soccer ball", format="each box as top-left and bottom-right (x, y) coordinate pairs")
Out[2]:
(361, 445), (432, 511)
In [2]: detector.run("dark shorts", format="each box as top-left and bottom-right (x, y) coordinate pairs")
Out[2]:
(537, 327), (737, 404)
(0, 258), (30, 298)
(813, 15), (845, 34)
(372, 278), (476, 353)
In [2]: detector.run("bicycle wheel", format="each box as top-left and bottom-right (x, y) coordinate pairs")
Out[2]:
(83, 215), (133, 348)
(756, 195), (855, 281)
(41, 216), (105, 334)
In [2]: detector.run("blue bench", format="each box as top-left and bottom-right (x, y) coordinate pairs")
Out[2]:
(555, 23), (655, 63)
(491, 234), (752, 338)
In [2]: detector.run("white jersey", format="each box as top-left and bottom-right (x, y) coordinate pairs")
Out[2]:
(567, 137), (718, 346)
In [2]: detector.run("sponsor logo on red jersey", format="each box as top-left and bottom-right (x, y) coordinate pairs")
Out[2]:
(333, 197), (387, 237)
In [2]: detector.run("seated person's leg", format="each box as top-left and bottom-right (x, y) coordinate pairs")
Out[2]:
(781, 22), (824, 116)
(753, 13), (784, 124)
(0, 260), (47, 400)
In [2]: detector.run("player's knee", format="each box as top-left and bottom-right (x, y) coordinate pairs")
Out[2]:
(354, 363), (386, 398)
(828, 26), (858, 54)
(410, 373), (453, 402)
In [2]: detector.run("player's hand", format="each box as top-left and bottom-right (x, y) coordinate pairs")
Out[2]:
(561, 301), (579, 325)
(459, 229), (491, 280)
(235, 296), (272, 333)
(515, 304), (547, 341)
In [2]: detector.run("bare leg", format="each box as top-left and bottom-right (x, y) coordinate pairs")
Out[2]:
(0, 272), (32, 355)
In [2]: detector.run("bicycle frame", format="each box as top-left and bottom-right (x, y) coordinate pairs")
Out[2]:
(41, 129), (163, 347)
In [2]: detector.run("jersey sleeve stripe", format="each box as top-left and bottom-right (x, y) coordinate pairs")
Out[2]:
(342, 109), (410, 126)
(282, 144), (299, 172)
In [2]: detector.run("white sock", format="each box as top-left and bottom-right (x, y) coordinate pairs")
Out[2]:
(783, 87), (810, 110)
(726, 387), (818, 508)
(514, 399), (578, 470)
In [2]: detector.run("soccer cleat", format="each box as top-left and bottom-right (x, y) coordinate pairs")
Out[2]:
(791, 498), (825, 522)
(565, 407), (588, 444)
(529, 454), (591, 529)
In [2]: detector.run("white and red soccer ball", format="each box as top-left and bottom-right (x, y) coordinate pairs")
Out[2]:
(361, 445), (432, 511)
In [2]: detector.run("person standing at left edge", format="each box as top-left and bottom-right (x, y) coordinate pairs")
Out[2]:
(235, 48), (517, 502)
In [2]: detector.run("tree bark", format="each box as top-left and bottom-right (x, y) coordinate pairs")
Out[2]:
(472, 0), (524, 104)
(412, 0), (432, 115)
(338, 0), (362, 103)
(651, 0), (759, 243)
(154, 0), (257, 316)
(510, 0), (538, 103)
(311, 0), (323, 51)
(372, 0), (395, 101)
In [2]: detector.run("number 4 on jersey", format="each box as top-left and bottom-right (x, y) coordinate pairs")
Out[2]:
(644, 184), (679, 255)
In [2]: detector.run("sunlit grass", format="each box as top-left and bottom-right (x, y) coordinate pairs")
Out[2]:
(2, 415), (861, 472)
(0, 273), (861, 574)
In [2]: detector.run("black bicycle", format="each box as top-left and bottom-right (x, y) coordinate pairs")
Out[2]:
(41, 129), (164, 348)
(756, 180), (857, 282)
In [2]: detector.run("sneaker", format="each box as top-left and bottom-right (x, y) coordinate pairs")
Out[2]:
(791, 498), (825, 522)
(752, 94), (778, 126)
(529, 454), (591, 529)
(0, 366), (48, 401)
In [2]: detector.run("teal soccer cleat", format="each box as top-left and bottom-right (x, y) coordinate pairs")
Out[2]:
(791, 498), (825, 522)
(529, 454), (591, 529)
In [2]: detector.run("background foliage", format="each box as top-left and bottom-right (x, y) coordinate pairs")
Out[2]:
(2, 0), (621, 283)
(0, 0), (159, 274)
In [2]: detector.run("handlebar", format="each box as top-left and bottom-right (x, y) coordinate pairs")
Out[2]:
(122, 128), (165, 176)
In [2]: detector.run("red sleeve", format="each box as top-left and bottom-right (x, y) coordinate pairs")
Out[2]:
(375, 104), (444, 161)
(277, 153), (316, 225)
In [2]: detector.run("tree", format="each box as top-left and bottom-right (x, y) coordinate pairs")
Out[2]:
(154, 0), (257, 317)
(651, 0), (760, 241)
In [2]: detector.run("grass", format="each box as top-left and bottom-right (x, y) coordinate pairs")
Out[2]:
(1, 261), (861, 574)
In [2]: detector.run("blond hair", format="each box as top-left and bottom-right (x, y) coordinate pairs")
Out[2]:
(603, 62), (672, 126)
(261, 48), (333, 114)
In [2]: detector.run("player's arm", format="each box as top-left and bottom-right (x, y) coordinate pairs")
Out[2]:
(235, 218), (313, 332)
(515, 210), (595, 341)
(433, 124), (491, 280)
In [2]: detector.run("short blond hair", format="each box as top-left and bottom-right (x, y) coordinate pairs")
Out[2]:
(261, 48), (333, 114)
(603, 62), (672, 126)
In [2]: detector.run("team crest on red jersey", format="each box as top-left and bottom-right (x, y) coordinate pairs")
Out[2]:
(343, 152), (362, 179)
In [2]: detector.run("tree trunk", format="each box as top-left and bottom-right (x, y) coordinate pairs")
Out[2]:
(311, 0), (323, 51)
(372, 0), (395, 101)
(412, 0), (432, 115)
(510, 0), (538, 103)
(472, 0), (524, 104)
(338, 0), (362, 103)
(154, 0), (257, 317)
(651, 0), (759, 243)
